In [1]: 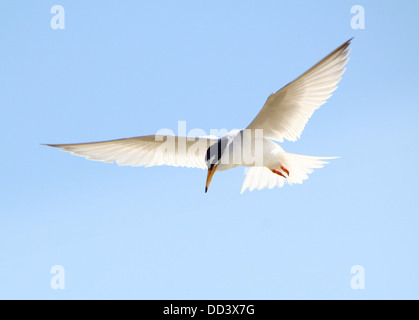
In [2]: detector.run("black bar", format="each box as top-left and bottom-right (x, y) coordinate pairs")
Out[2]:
(143, 301), (282, 319)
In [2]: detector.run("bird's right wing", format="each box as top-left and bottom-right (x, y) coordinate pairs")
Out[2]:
(246, 39), (352, 142)
(46, 135), (218, 169)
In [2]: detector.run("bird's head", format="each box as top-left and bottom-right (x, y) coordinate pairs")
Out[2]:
(204, 140), (223, 193)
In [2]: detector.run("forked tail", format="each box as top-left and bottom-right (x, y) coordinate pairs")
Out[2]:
(279, 153), (338, 185)
(241, 153), (338, 193)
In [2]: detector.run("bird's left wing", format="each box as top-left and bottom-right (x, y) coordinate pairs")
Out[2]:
(246, 39), (352, 142)
(46, 135), (218, 169)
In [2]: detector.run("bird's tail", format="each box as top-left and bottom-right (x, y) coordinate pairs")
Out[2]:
(241, 153), (338, 193)
(279, 152), (338, 185)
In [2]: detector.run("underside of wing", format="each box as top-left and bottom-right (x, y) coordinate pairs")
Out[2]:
(247, 39), (352, 142)
(46, 135), (218, 169)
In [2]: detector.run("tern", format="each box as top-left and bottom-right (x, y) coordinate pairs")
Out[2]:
(46, 39), (352, 193)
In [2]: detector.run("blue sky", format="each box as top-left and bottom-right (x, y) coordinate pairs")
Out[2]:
(0, 1), (418, 299)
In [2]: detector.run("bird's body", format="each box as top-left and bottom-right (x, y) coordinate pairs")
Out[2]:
(208, 129), (284, 171)
(46, 39), (352, 193)
(204, 129), (333, 192)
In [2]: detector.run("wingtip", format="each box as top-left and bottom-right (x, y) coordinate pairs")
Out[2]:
(341, 38), (353, 50)
(42, 144), (59, 148)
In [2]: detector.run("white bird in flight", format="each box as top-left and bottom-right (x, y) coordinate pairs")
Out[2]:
(46, 39), (352, 193)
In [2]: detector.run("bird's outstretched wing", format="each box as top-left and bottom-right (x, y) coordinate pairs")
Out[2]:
(46, 135), (217, 169)
(246, 39), (352, 142)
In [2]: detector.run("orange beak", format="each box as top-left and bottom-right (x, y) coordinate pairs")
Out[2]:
(205, 164), (218, 193)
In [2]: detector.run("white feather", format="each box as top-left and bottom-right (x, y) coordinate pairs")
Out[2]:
(47, 135), (217, 169)
(247, 39), (352, 142)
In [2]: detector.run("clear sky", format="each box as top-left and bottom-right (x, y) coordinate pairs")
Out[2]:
(0, 1), (418, 300)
